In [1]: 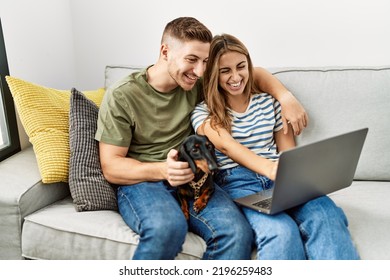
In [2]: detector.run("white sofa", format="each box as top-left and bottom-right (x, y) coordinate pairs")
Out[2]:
(1, 65), (389, 260)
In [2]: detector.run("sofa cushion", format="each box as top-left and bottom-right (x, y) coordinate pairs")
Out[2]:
(6, 76), (105, 183)
(68, 89), (117, 211)
(105, 65), (390, 181)
(21, 197), (206, 260)
(104, 65), (143, 89)
(329, 181), (390, 260)
(0, 146), (69, 259)
(21, 181), (390, 260)
(272, 66), (390, 181)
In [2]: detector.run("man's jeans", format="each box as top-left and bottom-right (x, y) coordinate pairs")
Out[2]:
(215, 166), (360, 260)
(117, 181), (253, 260)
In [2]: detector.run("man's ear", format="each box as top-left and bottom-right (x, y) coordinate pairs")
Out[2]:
(160, 44), (168, 61)
(179, 145), (197, 174)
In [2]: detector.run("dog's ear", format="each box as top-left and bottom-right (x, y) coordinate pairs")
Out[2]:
(179, 145), (198, 174)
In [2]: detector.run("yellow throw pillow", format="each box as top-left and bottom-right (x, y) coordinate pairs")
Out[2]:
(6, 76), (105, 183)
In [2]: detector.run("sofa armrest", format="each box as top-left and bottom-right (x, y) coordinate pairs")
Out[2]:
(0, 146), (70, 259)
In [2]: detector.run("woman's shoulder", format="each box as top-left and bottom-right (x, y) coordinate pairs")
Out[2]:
(250, 92), (277, 105)
(194, 100), (208, 111)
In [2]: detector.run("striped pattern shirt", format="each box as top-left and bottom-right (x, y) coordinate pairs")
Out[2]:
(191, 93), (283, 169)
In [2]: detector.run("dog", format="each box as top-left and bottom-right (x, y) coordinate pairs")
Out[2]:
(177, 134), (218, 220)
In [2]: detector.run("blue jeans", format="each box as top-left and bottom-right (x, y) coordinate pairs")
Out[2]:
(215, 166), (360, 260)
(117, 181), (253, 260)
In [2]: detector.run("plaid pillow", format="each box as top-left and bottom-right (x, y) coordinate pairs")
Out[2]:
(68, 88), (117, 211)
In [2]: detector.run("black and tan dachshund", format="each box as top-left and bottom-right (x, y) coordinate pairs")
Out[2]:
(177, 135), (218, 220)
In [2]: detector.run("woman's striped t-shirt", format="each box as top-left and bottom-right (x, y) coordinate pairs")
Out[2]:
(191, 93), (283, 170)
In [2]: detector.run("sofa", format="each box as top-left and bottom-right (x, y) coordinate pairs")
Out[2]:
(1, 65), (389, 260)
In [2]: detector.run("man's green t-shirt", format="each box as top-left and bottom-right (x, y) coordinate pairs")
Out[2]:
(95, 67), (202, 162)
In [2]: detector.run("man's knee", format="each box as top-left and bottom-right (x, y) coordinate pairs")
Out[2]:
(146, 211), (188, 241)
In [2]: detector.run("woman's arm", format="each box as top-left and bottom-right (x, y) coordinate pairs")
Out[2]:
(199, 122), (278, 180)
(274, 124), (296, 153)
(253, 67), (308, 136)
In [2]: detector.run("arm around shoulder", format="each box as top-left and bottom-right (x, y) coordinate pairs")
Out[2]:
(253, 67), (309, 135)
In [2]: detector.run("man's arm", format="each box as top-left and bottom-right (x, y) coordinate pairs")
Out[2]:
(253, 67), (308, 135)
(99, 142), (194, 186)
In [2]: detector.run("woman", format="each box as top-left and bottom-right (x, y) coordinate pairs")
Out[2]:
(191, 34), (359, 259)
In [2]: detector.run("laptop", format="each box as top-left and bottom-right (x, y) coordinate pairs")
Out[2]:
(234, 128), (368, 215)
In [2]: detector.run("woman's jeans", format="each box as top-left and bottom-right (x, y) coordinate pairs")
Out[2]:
(215, 166), (360, 260)
(117, 181), (253, 260)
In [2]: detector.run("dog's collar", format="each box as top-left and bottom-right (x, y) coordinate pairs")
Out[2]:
(189, 173), (209, 199)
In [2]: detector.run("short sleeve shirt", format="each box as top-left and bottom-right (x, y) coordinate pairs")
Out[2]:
(191, 93), (283, 169)
(95, 67), (202, 162)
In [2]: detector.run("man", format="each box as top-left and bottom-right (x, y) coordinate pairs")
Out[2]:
(95, 17), (307, 260)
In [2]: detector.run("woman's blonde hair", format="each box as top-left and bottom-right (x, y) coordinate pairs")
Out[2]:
(203, 34), (260, 133)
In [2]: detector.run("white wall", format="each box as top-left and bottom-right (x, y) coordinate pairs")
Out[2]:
(0, 0), (75, 88)
(0, 0), (75, 148)
(69, 0), (390, 89)
(2, 0), (389, 89)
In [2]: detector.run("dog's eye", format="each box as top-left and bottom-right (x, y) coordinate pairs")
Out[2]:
(192, 148), (200, 154)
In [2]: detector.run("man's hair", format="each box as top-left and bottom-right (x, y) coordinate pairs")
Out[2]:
(162, 17), (212, 44)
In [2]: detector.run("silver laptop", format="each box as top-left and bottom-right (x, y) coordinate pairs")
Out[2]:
(234, 128), (368, 215)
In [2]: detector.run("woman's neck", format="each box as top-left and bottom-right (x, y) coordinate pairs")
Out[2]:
(228, 94), (251, 113)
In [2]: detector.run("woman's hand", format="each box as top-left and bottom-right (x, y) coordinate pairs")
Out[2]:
(266, 160), (279, 181)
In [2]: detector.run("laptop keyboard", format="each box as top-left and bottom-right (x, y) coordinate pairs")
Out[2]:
(253, 197), (272, 209)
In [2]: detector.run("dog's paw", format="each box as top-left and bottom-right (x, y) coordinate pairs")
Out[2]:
(182, 208), (190, 220)
(193, 200), (207, 213)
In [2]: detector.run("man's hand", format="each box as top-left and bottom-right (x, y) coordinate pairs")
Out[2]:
(252, 67), (308, 136)
(279, 92), (308, 136)
(165, 149), (194, 187)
